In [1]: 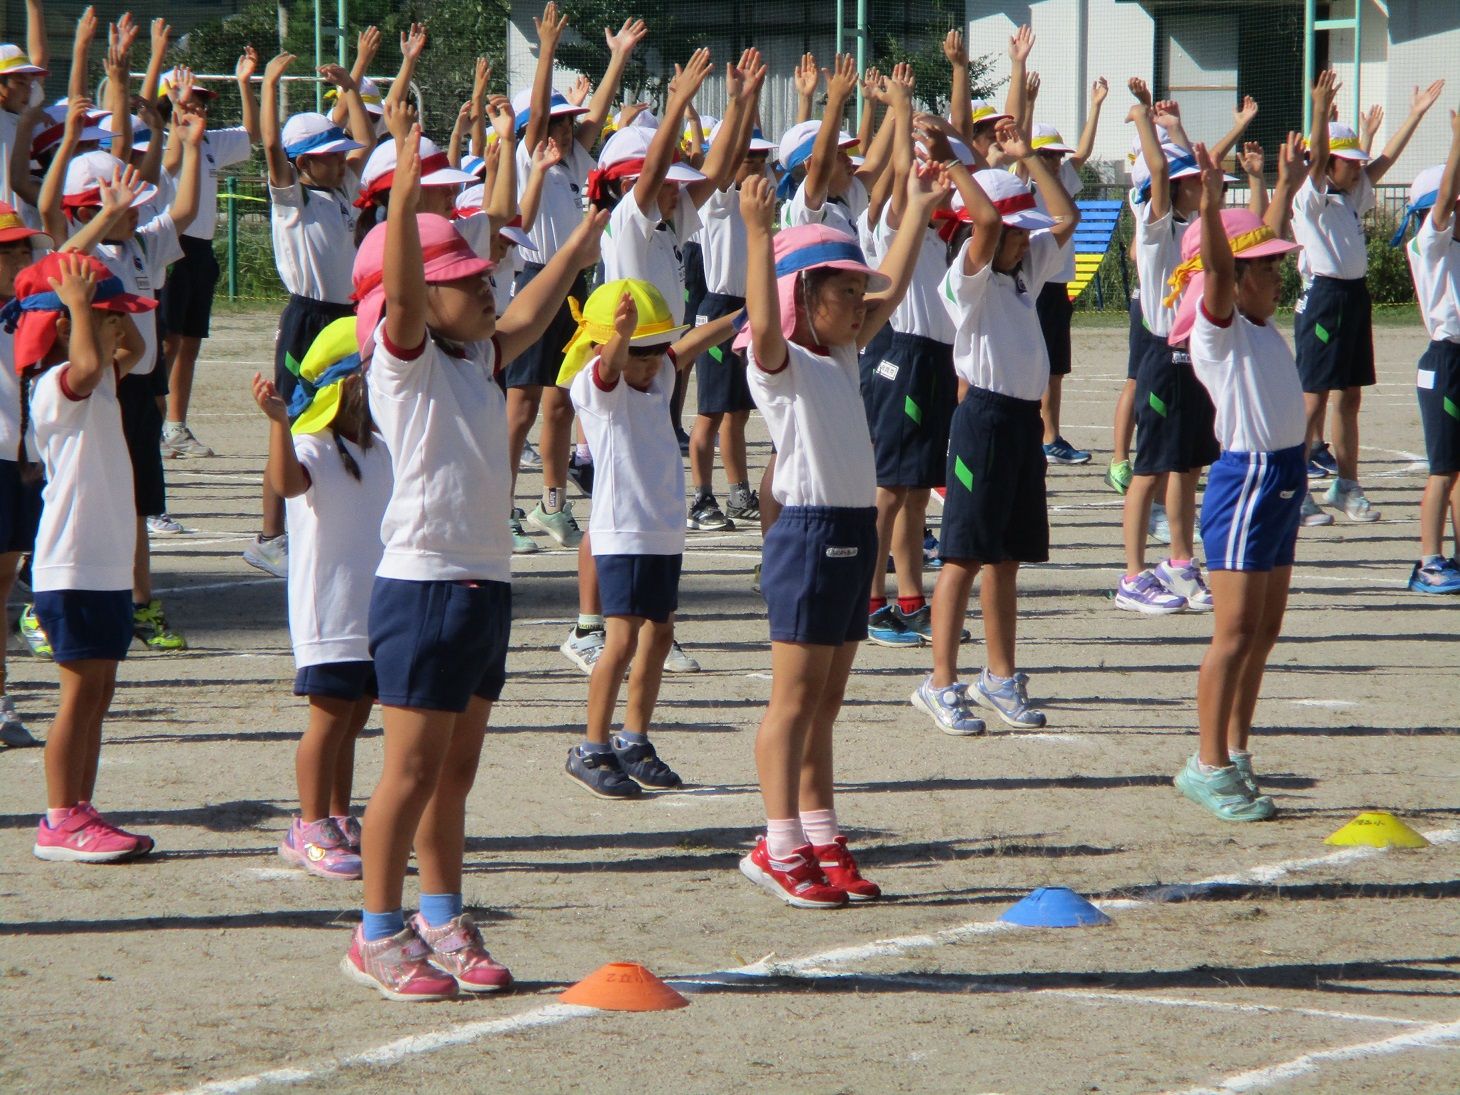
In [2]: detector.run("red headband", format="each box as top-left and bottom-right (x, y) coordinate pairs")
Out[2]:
(61, 188), (104, 213)
(586, 157), (646, 202)
(349, 238), (473, 301)
(355, 151), (453, 209)
(991, 191), (1036, 217)
(932, 208), (972, 243)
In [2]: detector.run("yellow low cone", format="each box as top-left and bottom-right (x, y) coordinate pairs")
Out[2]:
(1324, 811), (1430, 849)
(559, 962), (689, 1011)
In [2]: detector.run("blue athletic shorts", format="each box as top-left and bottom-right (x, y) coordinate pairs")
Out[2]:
(597, 553), (682, 622)
(1201, 445), (1306, 572)
(293, 660), (378, 701)
(760, 505), (877, 645)
(1417, 339), (1460, 475)
(369, 577), (511, 712)
(33, 589), (132, 663)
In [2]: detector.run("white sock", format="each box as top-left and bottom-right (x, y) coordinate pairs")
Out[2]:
(765, 818), (807, 860)
(800, 808), (838, 847)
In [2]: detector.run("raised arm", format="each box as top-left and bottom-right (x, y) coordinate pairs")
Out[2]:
(1195, 142), (1234, 323)
(383, 23), (426, 114)
(167, 109), (205, 233)
(593, 290), (635, 388)
(863, 162), (949, 343)
(524, 4), (564, 151)
(1210, 95), (1258, 164)
(334, 26), (380, 127)
(236, 46), (261, 143)
(1308, 69), (1339, 186)
(326, 64), (374, 175)
(447, 101), (471, 167)
(496, 208), (609, 364)
(1003, 122), (1079, 246)
(519, 137), (560, 230)
(1129, 86), (1170, 220)
(671, 310), (739, 365)
(884, 69), (916, 226)
(853, 63), (903, 192)
(39, 97), (92, 244)
(252, 373), (311, 497)
(68, 6), (98, 106)
(1071, 77), (1108, 169)
(1003, 26), (1033, 134)
(1238, 141), (1267, 219)
(25, 0), (47, 76)
(104, 16), (137, 164)
(686, 48), (763, 207)
(485, 95), (516, 226)
(133, 96), (165, 183)
(1368, 79), (1445, 183)
(61, 166), (138, 255)
(633, 49), (711, 214)
(794, 53), (818, 126)
(470, 58), (491, 160)
(578, 17), (649, 149)
(1265, 130), (1303, 239)
(1431, 109), (1460, 237)
(383, 125), (427, 353)
(944, 30), (972, 143)
(8, 105), (43, 207)
(954, 163), (1003, 276)
(260, 53), (293, 188)
(1151, 97), (1192, 152)
(740, 174), (784, 371)
(141, 18), (169, 103)
(804, 53), (857, 210)
(855, 66), (880, 157)
(52, 257), (106, 394)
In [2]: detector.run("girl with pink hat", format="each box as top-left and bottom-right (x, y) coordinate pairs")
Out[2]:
(1169, 142), (1307, 823)
(341, 125), (607, 1000)
(914, 123), (1079, 738)
(736, 163), (949, 910)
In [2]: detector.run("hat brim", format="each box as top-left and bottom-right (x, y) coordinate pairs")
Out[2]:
(781, 259), (892, 294)
(424, 254), (495, 286)
(1170, 165), (1237, 184)
(1329, 148), (1371, 163)
(1034, 142), (1075, 155)
(97, 293), (159, 314)
(549, 104), (590, 119)
(970, 112), (1014, 129)
(664, 163), (707, 185)
(422, 165), (480, 187)
(164, 87), (218, 102)
(297, 137), (365, 157)
(291, 382), (343, 436)
(501, 225), (537, 250)
(1234, 236), (1301, 259)
(1003, 209), (1056, 230)
(629, 325), (689, 348)
(1, 63), (47, 76)
(0, 226), (51, 248)
(745, 138), (776, 154)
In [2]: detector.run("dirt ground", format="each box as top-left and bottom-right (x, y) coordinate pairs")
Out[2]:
(0, 312), (1456, 1095)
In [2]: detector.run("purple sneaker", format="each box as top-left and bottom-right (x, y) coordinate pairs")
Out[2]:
(410, 912), (514, 993)
(279, 817), (362, 880)
(333, 814), (362, 854)
(1114, 569), (1188, 615)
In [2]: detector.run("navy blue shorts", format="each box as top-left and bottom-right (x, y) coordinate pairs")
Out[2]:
(369, 577), (511, 712)
(1201, 446), (1306, 572)
(0, 459), (42, 554)
(1417, 339), (1460, 475)
(761, 506), (877, 646)
(159, 235), (219, 340)
(1294, 275), (1375, 392)
(294, 660), (378, 701)
(694, 293), (753, 415)
(1133, 343), (1219, 476)
(504, 266), (590, 389)
(597, 553), (682, 622)
(118, 370), (166, 517)
(1127, 292), (1153, 381)
(1037, 281), (1073, 377)
(941, 388), (1049, 564)
(864, 332), (956, 488)
(682, 241), (707, 331)
(274, 295), (354, 410)
(859, 322), (896, 395)
(33, 589), (133, 663)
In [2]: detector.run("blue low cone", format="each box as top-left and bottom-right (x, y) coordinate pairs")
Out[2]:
(999, 886), (1111, 928)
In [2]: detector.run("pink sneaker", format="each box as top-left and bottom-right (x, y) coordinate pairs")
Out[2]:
(410, 912), (513, 993)
(279, 817), (362, 880)
(340, 924), (459, 1001)
(33, 807), (143, 863)
(79, 804), (155, 859)
(333, 814), (362, 854)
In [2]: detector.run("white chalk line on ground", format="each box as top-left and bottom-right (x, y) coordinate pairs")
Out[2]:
(168, 825), (1460, 1095)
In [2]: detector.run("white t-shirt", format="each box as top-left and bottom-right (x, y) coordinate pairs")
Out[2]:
(876, 214), (955, 343)
(1189, 303), (1306, 453)
(517, 140), (593, 258)
(746, 340), (876, 508)
(285, 431), (393, 666)
(269, 172), (360, 304)
(1408, 212), (1460, 343)
(0, 327), (23, 460)
(184, 127), (254, 240)
(366, 322), (511, 582)
(453, 213), (523, 315)
(29, 364), (136, 592)
(780, 176), (869, 236)
(1032, 160), (1084, 283)
(698, 186), (748, 297)
(0, 110), (19, 208)
(941, 232), (1064, 400)
(1292, 173), (1375, 282)
(603, 194), (702, 325)
(1134, 201), (1192, 339)
(90, 213), (183, 376)
(569, 354), (686, 556)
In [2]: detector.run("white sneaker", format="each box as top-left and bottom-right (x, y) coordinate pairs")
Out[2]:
(663, 640), (700, 673)
(160, 422), (214, 458)
(242, 534), (288, 578)
(518, 441), (543, 472)
(146, 513), (187, 535)
(560, 628), (605, 674)
(1148, 502), (1172, 544)
(1300, 492), (1334, 527)
(1154, 559), (1214, 611)
(1324, 479), (1380, 523)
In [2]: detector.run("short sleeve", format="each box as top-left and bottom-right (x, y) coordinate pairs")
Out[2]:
(1292, 176), (1323, 218)
(569, 355), (622, 416)
(673, 198), (702, 243)
(210, 127), (254, 167)
(943, 239), (994, 309)
(455, 214), (492, 259)
(1134, 202), (1173, 249)
(268, 175), (303, 209)
(1059, 160), (1085, 200)
(1190, 301), (1236, 367)
(1352, 172), (1377, 217)
(745, 343), (795, 398)
(137, 212), (184, 281)
(366, 319), (426, 398)
(1024, 231), (1065, 292)
(609, 196), (656, 248)
(1413, 211), (1454, 262)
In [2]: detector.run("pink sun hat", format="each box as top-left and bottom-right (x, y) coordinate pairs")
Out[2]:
(731, 223), (889, 353)
(1166, 207), (1301, 346)
(352, 213), (495, 357)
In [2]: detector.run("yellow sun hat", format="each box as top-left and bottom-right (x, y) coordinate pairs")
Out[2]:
(287, 315), (363, 436)
(557, 278), (690, 386)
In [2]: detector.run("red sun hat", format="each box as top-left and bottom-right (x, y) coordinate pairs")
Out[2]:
(0, 200), (52, 248)
(3, 252), (156, 375)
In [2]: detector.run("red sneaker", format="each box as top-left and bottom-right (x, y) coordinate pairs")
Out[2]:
(411, 912), (513, 993)
(814, 836), (881, 902)
(340, 925), (460, 1001)
(739, 838), (847, 909)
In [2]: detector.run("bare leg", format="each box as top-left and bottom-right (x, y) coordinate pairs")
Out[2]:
(539, 385), (574, 502)
(577, 534), (601, 616)
(1332, 385), (1363, 482)
(296, 695), (358, 821)
(623, 619), (674, 733)
(586, 615), (636, 745)
(1196, 570), (1268, 767)
(1112, 377), (1136, 465)
(164, 335), (204, 425)
(44, 660), (115, 809)
(506, 385), (543, 501)
(980, 561), (1020, 679)
(689, 411), (725, 496)
(722, 411), (750, 485)
(1225, 566), (1291, 753)
(1303, 390), (1328, 455)
(930, 559), (978, 686)
(412, 696), (492, 898)
(891, 489), (930, 600)
(872, 486), (908, 601)
(1041, 372), (1064, 446)
(131, 518), (151, 604)
(329, 697), (372, 817)
(754, 641), (837, 820)
(0, 552), (18, 699)
(798, 642), (859, 813)
(1165, 469), (1202, 563)
(1419, 474), (1459, 558)
(1122, 473), (1160, 575)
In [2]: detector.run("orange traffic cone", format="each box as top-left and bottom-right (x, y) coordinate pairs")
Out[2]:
(559, 962), (689, 1011)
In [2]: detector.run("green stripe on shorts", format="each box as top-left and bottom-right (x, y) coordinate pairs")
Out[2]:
(709, 345), (724, 363)
(1445, 396), (1460, 421)
(1148, 391), (1168, 417)
(954, 455), (974, 492)
(904, 396), (922, 425)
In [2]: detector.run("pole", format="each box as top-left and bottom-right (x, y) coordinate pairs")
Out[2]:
(225, 177), (238, 301)
(835, 0), (844, 59)
(313, 0), (323, 112)
(1351, 0), (1362, 133)
(1302, 0), (1315, 133)
(854, 0), (866, 130)
(337, 0), (347, 66)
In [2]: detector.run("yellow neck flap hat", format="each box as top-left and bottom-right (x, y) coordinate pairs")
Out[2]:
(557, 278), (689, 386)
(287, 315), (363, 436)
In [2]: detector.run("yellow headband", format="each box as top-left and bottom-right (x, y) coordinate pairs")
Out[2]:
(1162, 225), (1278, 308)
(1031, 133), (1067, 150)
(557, 279), (682, 386)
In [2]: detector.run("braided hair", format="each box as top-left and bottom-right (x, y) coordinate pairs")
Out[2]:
(327, 372), (373, 481)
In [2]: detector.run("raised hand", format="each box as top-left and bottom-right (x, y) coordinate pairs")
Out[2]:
(1238, 141), (1264, 176)
(613, 289), (638, 342)
(1091, 76), (1109, 107)
(942, 29), (966, 68)
(739, 172), (776, 232)
(487, 94), (514, 140)
(670, 48), (713, 104)
(1277, 130), (1303, 185)
(1412, 79), (1445, 115)
(907, 159), (951, 215)
(825, 53), (858, 103)
(473, 57), (492, 101)
(252, 373), (289, 423)
(51, 253), (98, 313)
(1312, 68), (1341, 111)
(392, 124), (423, 211)
(532, 137), (563, 171)
(264, 52), (294, 85)
(75, 6), (99, 50)
(794, 52), (819, 98)
(913, 115), (955, 163)
(176, 108), (206, 147)
(604, 17), (648, 56)
(1008, 25), (1034, 63)
(570, 207), (611, 268)
(383, 97), (418, 145)
(355, 26), (381, 68)
(1128, 77), (1152, 107)
(400, 23), (427, 62)
(150, 18), (171, 58)
(236, 45), (260, 83)
(737, 47), (767, 99)
(64, 96), (94, 139)
(565, 73), (591, 106)
(1193, 141), (1223, 202)
(99, 165), (143, 219)
(1152, 99), (1182, 129)
(1234, 94), (1258, 126)
(994, 119), (1031, 160)
(318, 63), (354, 92)
(1026, 71), (1041, 104)
(534, 4), (566, 51)
(170, 64), (197, 104)
(1360, 104), (1384, 142)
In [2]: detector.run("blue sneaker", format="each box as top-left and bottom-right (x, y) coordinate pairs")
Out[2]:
(1409, 557), (1460, 594)
(972, 669), (1046, 729)
(910, 676), (986, 736)
(868, 605), (921, 647)
(1307, 441), (1338, 479)
(922, 527), (943, 570)
(565, 745), (641, 799)
(611, 735), (683, 790)
(1042, 436), (1092, 465)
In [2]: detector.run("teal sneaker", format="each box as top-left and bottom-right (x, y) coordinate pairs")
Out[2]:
(867, 605), (920, 648)
(18, 605), (51, 660)
(1174, 755), (1275, 821)
(1228, 752), (1263, 799)
(525, 501), (583, 548)
(509, 508), (539, 555)
(1148, 502), (1171, 545)
(893, 604), (970, 644)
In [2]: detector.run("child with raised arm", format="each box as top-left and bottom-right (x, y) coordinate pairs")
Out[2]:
(253, 318), (391, 876)
(559, 280), (738, 799)
(1295, 70), (1444, 523)
(1168, 142), (1305, 821)
(8, 252), (155, 861)
(737, 163), (947, 909)
(913, 122), (1078, 736)
(343, 124), (607, 999)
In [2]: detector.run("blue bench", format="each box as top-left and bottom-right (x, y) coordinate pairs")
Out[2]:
(1068, 199), (1128, 308)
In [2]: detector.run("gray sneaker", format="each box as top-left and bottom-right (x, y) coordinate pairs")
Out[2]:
(663, 640), (700, 673)
(242, 534), (288, 578)
(565, 745), (642, 799)
(509, 508), (538, 555)
(1148, 502), (1172, 545)
(687, 495), (734, 532)
(910, 676), (986, 736)
(1229, 752), (1263, 799)
(972, 669), (1046, 729)
(1325, 479), (1381, 523)
(560, 628), (605, 675)
(160, 422), (214, 458)
(0, 695), (38, 748)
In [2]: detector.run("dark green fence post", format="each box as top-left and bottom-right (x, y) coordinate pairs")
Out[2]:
(226, 177), (238, 301)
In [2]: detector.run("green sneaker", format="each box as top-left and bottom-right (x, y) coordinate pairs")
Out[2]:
(524, 500), (583, 549)
(1104, 459), (1132, 494)
(1174, 755), (1274, 822)
(509, 508), (539, 555)
(18, 604), (51, 660)
(1229, 752), (1262, 798)
(133, 599), (188, 651)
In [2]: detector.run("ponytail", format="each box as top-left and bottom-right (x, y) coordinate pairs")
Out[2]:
(330, 426), (361, 481)
(16, 371), (40, 484)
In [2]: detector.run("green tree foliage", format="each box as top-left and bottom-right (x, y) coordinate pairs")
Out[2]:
(866, 0), (999, 116)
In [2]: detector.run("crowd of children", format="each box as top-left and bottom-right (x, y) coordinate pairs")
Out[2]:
(2, 1), (1456, 1000)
